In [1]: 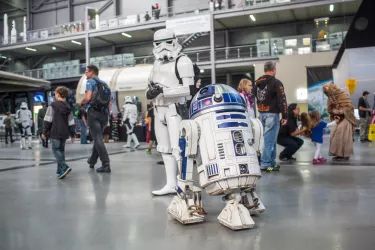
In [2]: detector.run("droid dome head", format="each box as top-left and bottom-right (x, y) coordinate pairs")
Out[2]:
(189, 84), (247, 119)
(20, 102), (28, 110)
(124, 96), (133, 104)
(153, 29), (182, 62)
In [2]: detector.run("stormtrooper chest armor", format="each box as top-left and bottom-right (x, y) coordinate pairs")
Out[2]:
(152, 59), (186, 106)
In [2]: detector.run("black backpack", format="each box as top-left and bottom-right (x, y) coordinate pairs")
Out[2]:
(175, 55), (201, 85)
(90, 78), (111, 111)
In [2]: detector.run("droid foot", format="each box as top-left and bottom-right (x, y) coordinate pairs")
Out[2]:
(168, 196), (205, 225)
(152, 185), (176, 196)
(218, 193), (255, 230)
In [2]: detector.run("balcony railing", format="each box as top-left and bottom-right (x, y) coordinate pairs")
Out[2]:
(1, 0), (317, 47)
(16, 34), (344, 80)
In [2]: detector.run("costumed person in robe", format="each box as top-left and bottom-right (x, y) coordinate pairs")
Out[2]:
(323, 82), (357, 161)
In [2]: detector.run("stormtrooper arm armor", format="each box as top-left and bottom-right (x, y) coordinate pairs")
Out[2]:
(163, 56), (195, 98)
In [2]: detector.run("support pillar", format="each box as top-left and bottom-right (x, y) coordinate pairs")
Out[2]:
(85, 32), (90, 66)
(226, 73), (231, 85)
(68, 0), (73, 22)
(209, 13), (216, 83)
(113, 0), (119, 16)
(26, 0), (32, 30)
(225, 30), (229, 47)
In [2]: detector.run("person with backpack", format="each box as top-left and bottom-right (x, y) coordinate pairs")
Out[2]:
(80, 65), (111, 173)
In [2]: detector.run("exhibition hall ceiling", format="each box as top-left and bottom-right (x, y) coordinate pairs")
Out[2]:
(215, 1), (361, 29)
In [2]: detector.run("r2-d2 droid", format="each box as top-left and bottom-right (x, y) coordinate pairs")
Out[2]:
(168, 84), (265, 230)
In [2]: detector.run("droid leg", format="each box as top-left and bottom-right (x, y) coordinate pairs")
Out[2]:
(152, 105), (179, 196)
(217, 191), (255, 230)
(168, 120), (205, 224)
(242, 188), (266, 215)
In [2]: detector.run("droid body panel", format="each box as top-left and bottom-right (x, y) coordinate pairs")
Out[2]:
(16, 102), (33, 149)
(168, 84), (265, 230)
(146, 29), (195, 196)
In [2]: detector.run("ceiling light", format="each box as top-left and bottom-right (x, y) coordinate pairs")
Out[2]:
(0, 56), (6, 59)
(71, 40), (81, 45)
(122, 32), (132, 38)
(253, 64), (255, 67)
(52, 46), (56, 50)
(249, 15), (256, 22)
(200, 69), (204, 73)
(26, 47), (37, 52)
(329, 4), (334, 12)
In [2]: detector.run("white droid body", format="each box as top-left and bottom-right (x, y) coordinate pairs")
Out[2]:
(121, 96), (140, 148)
(16, 102), (33, 149)
(146, 29), (195, 196)
(168, 84), (265, 230)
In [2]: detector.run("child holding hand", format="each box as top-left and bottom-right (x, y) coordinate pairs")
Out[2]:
(310, 110), (340, 164)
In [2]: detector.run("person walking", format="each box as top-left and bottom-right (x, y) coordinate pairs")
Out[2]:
(78, 105), (88, 144)
(277, 104), (305, 162)
(254, 61), (287, 172)
(3, 112), (15, 144)
(358, 91), (372, 142)
(42, 87), (75, 179)
(37, 102), (48, 148)
(80, 65), (111, 173)
(238, 78), (256, 118)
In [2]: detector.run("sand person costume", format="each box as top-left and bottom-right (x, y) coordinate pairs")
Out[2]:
(323, 82), (356, 159)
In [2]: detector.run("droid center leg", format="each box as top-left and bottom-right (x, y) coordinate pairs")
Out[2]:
(168, 120), (205, 224)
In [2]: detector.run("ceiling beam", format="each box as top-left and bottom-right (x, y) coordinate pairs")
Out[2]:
(0, 0), (26, 12)
(95, 37), (115, 45)
(98, 0), (113, 14)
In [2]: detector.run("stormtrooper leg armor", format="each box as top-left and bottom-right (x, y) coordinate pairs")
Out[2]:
(124, 122), (140, 149)
(168, 120), (205, 224)
(152, 104), (182, 196)
(21, 124), (32, 149)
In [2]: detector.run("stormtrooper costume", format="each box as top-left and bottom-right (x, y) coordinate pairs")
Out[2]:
(121, 96), (140, 148)
(16, 102), (33, 149)
(146, 29), (195, 196)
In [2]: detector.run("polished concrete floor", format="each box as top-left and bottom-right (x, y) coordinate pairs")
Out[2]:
(1, 138), (375, 250)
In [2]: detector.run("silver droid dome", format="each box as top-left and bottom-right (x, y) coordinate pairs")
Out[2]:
(189, 84), (246, 119)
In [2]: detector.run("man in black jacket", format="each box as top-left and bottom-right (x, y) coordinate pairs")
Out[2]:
(254, 61), (288, 172)
(358, 91), (372, 142)
(43, 86), (76, 179)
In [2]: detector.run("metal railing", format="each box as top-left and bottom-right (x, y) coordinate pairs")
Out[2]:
(0, 0), (316, 47)
(15, 35), (344, 80)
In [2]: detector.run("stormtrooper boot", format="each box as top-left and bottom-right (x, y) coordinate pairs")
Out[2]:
(132, 133), (140, 148)
(152, 154), (177, 196)
(123, 135), (131, 148)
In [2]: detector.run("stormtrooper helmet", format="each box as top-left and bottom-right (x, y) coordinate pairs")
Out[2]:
(20, 102), (28, 110)
(152, 29), (182, 62)
(124, 96), (133, 104)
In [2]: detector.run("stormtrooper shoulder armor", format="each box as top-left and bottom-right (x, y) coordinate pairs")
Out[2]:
(177, 55), (194, 79)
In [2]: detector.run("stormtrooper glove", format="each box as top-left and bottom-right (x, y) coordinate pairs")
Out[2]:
(146, 81), (163, 100)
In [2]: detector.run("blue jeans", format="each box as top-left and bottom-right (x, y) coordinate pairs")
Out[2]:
(51, 139), (66, 171)
(259, 113), (280, 168)
(78, 120), (87, 144)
